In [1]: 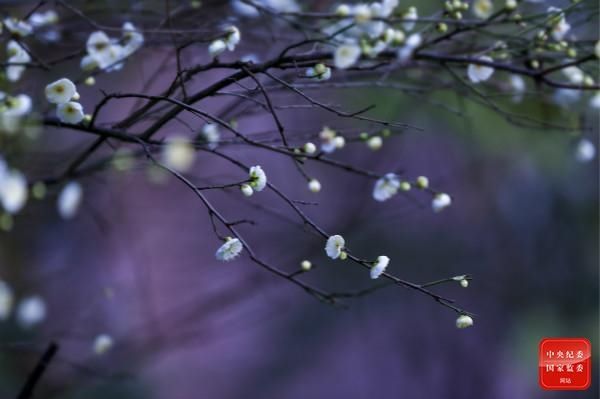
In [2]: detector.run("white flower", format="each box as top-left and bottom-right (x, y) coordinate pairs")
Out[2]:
(80, 54), (98, 71)
(367, 136), (382, 150)
(334, 44), (361, 69)
(215, 238), (243, 261)
(590, 92), (600, 109)
(45, 78), (77, 104)
(0, 280), (14, 320)
(241, 183), (253, 197)
(308, 178), (321, 193)
(596, 41), (600, 59)
(319, 127), (338, 153)
(548, 7), (570, 41)
(6, 41), (31, 82)
(456, 314), (474, 329)
(353, 4), (372, 23)
(122, 22), (144, 56)
(397, 33), (422, 62)
(249, 165), (267, 192)
(209, 39), (227, 57)
(224, 26), (241, 51)
(370, 255), (390, 279)
(306, 64), (331, 81)
(509, 75), (525, 93)
(57, 102), (84, 124)
(162, 136), (196, 172)
(473, 0), (493, 19)
(87, 31), (111, 58)
(325, 234), (345, 259)
(380, 0), (399, 17)
(403, 7), (418, 31)
(0, 170), (27, 214)
(467, 56), (495, 83)
(93, 334), (114, 355)
(4, 94), (32, 118)
(58, 181), (83, 219)
(373, 173), (400, 202)
(4, 18), (32, 37)
(28, 10), (58, 28)
(335, 4), (351, 16)
(575, 139), (595, 163)
(432, 193), (452, 212)
(201, 123), (220, 149)
(562, 66), (584, 85)
(17, 296), (46, 328)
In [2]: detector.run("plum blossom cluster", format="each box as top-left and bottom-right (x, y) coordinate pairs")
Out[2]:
(81, 23), (144, 72)
(45, 78), (86, 124)
(373, 174), (452, 213)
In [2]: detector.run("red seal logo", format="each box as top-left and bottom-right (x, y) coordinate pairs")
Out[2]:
(539, 338), (591, 390)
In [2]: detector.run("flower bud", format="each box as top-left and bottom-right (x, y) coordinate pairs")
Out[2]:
(241, 184), (253, 197)
(416, 176), (429, 189)
(301, 260), (312, 271)
(456, 315), (474, 328)
(308, 179), (321, 193)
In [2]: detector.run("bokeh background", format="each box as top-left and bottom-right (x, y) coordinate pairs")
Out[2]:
(0, 1), (598, 398)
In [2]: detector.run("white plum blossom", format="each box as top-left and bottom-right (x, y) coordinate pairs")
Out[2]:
(473, 0), (493, 19)
(249, 165), (267, 192)
(325, 234), (345, 259)
(306, 64), (331, 81)
(58, 181), (83, 219)
(308, 179), (321, 193)
(0, 280), (14, 320)
(201, 123), (220, 149)
(122, 22), (144, 56)
(319, 126), (339, 153)
(162, 136), (196, 172)
(456, 314), (474, 329)
(209, 39), (227, 58)
(28, 10), (59, 28)
(432, 193), (452, 212)
(353, 4), (372, 24)
(467, 56), (495, 83)
(4, 18), (33, 37)
(575, 139), (595, 163)
(232, 0), (299, 17)
(215, 238), (243, 261)
(548, 7), (570, 41)
(45, 78), (77, 104)
(86, 31), (112, 60)
(0, 170), (27, 214)
(93, 334), (114, 355)
(403, 7), (418, 31)
(57, 102), (85, 124)
(224, 26), (241, 51)
(6, 40), (31, 82)
(3, 94), (32, 118)
(373, 173), (400, 202)
(370, 255), (390, 279)
(397, 33), (422, 62)
(17, 296), (46, 328)
(334, 44), (361, 69)
(562, 66), (584, 85)
(509, 75), (525, 93)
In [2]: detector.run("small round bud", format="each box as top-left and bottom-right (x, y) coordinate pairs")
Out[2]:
(241, 184), (253, 197)
(381, 128), (391, 138)
(456, 315), (474, 329)
(367, 136), (383, 150)
(0, 213), (13, 232)
(445, 1), (454, 12)
(359, 132), (369, 141)
(460, 279), (469, 288)
(339, 251), (348, 260)
(335, 4), (351, 17)
(32, 182), (47, 199)
(416, 176), (429, 189)
(583, 76), (594, 87)
(301, 260), (312, 271)
(530, 59), (540, 69)
(333, 136), (345, 149)
(400, 181), (411, 191)
(72, 92), (80, 101)
(505, 0), (517, 11)
(84, 76), (96, 86)
(437, 22), (448, 33)
(566, 48), (577, 58)
(303, 142), (316, 154)
(308, 178), (321, 193)
(453, 11), (462, 20)
(82, 114), (92, 124)
(314, 63), (327, 75)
